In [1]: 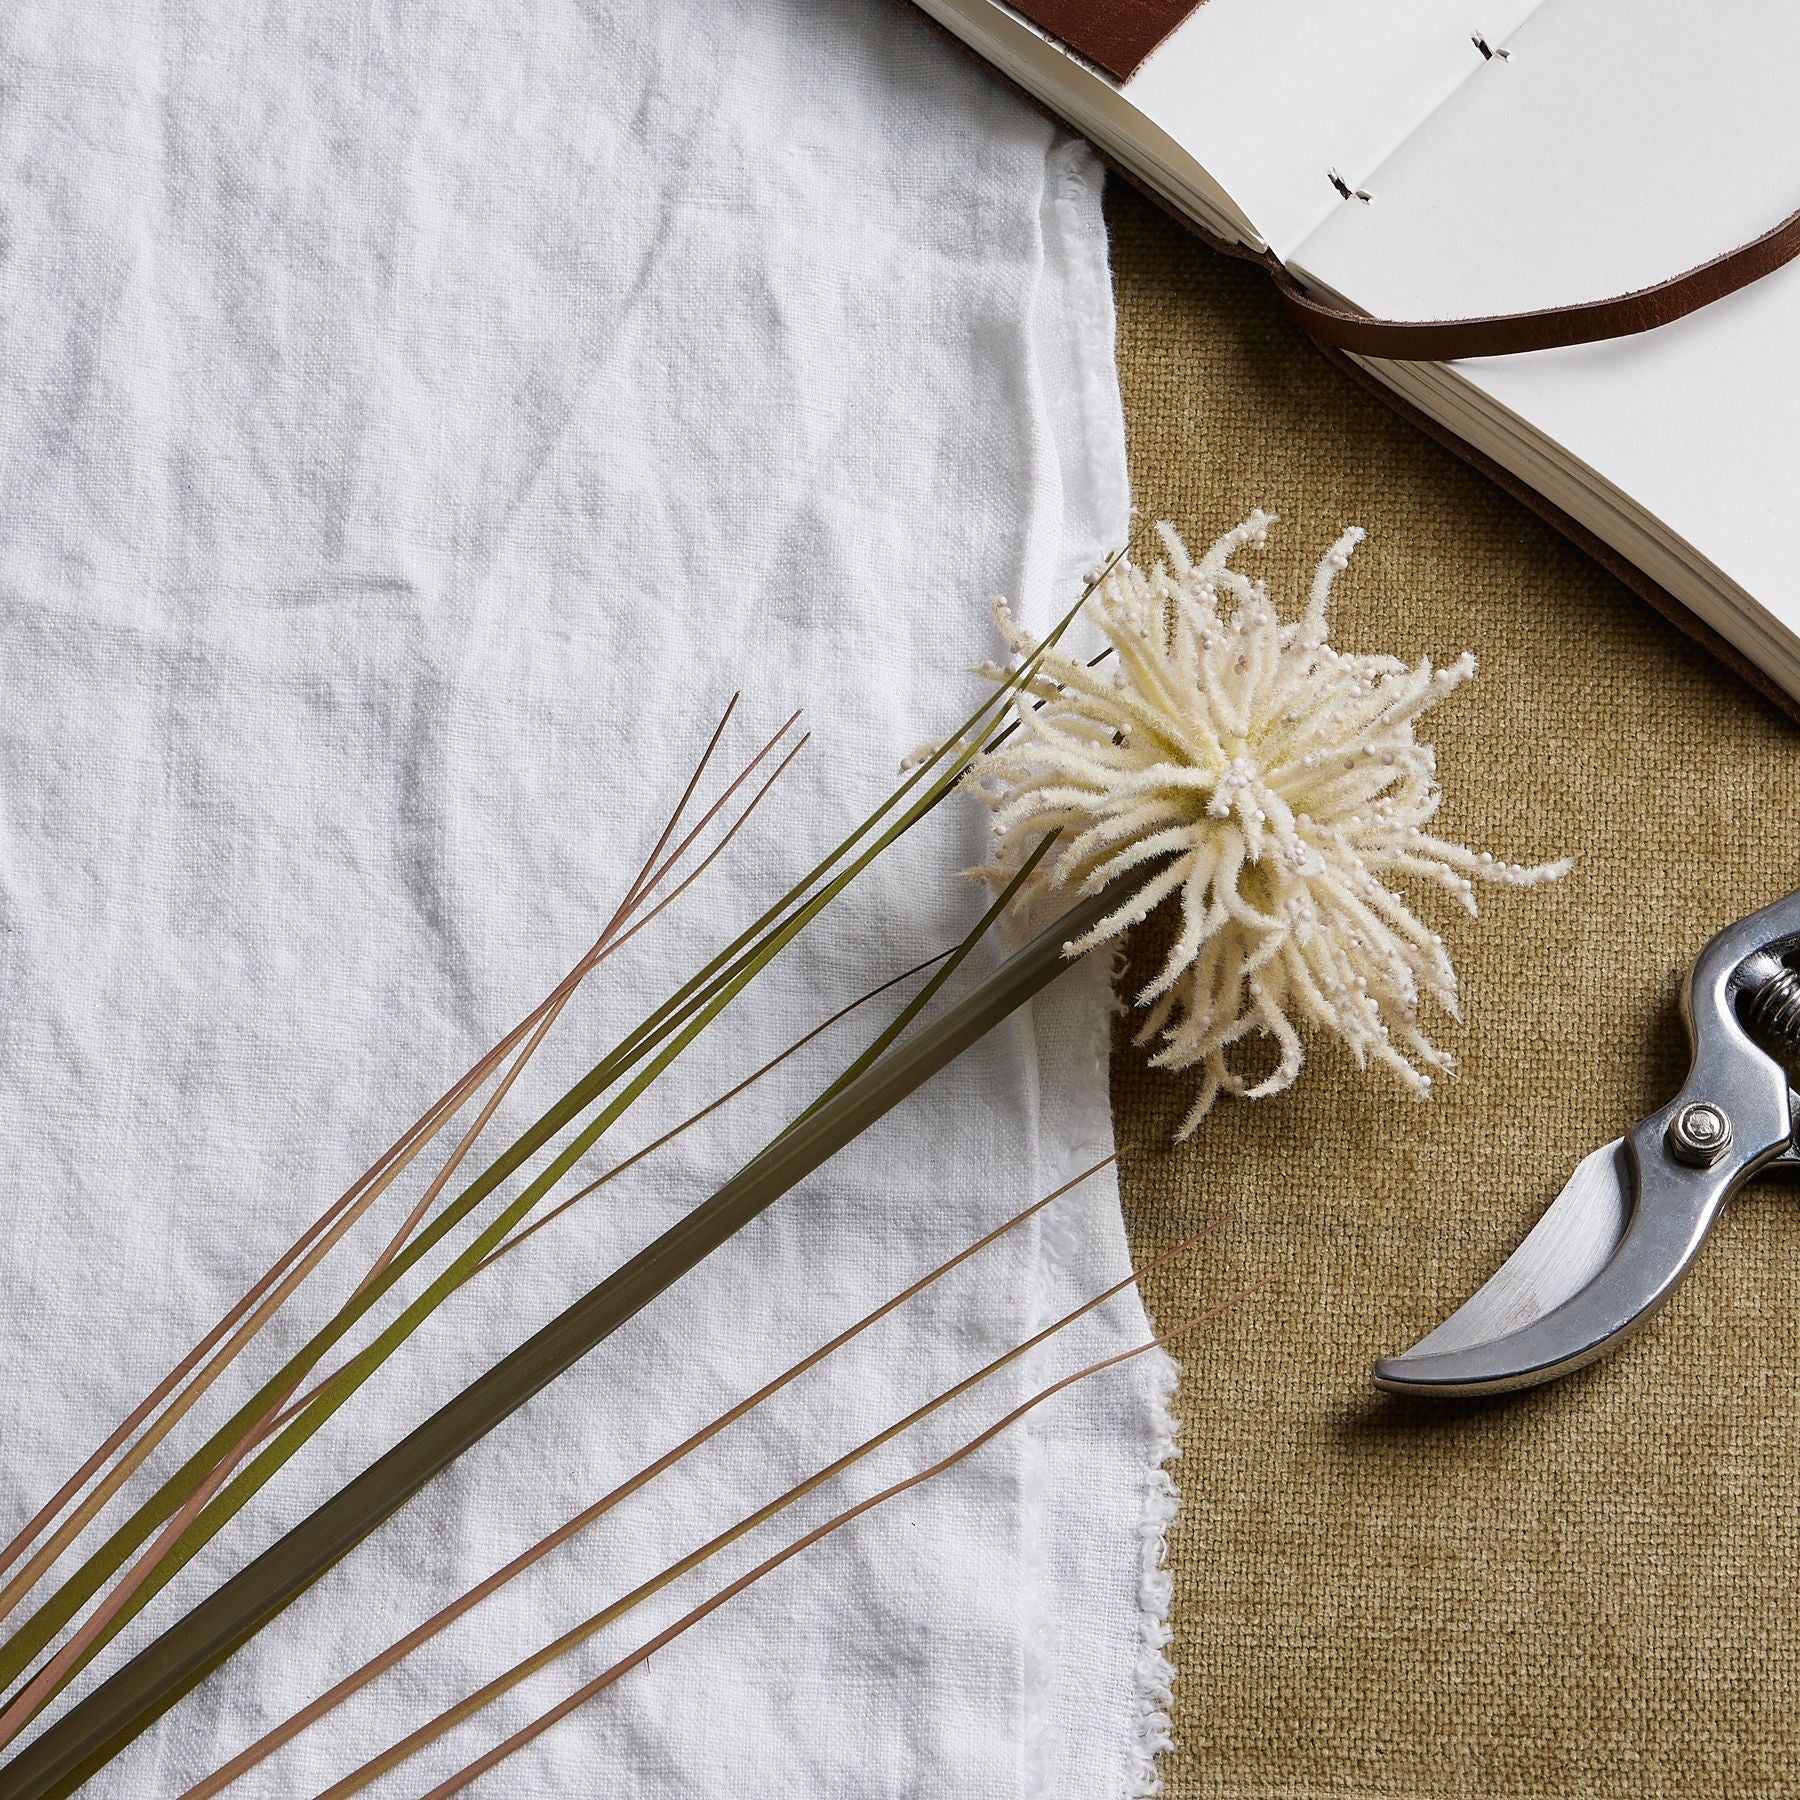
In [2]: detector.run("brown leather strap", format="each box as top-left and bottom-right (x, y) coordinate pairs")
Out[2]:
(1276, 200), (1800, 359)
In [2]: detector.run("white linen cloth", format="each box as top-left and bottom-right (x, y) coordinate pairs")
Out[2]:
(0, 2), (1173, 1795)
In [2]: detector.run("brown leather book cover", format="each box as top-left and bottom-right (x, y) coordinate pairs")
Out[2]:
(1005, 0), (1203, 80)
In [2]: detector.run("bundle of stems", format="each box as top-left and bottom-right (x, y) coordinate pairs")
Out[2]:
(0, 561), (1138, 1796)
(0, 695), (810, 1714)
(197, 1183), (1257, 1797)
(414, 1287), (1255, 1800)
(0, 694), (799, 1667)
(421, 1312), (1214, 1799)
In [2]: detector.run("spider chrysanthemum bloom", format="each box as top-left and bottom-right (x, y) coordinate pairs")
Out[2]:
(969, 513), (1571, 1136)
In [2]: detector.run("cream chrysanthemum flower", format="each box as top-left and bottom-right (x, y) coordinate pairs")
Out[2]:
(969, 513), (1571, 1136)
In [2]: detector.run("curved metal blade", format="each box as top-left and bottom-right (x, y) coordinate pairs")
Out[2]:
(1376, 1140), (1631, 1385)
(1373, 883), (1800, 1401)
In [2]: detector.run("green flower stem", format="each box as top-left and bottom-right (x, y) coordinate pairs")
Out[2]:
(779, 830), (1055, 1138)
(0, 878), (1120, 1800)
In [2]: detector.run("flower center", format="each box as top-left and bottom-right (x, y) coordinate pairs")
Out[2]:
(1203, 753), (1269, 831)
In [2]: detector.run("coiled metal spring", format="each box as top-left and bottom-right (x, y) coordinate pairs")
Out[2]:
(1740, 950), (1800, 1052)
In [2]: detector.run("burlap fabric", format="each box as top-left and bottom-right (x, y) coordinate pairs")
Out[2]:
(1106, 183), (1800, 1799)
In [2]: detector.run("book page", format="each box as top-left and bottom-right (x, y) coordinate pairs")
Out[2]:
(1123, 0), (1544, 256)
(1287, 0), (1800, 646)
(930, 0), (1544, 254)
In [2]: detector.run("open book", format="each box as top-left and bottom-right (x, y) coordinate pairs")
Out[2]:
(915, 0), (1800, 713)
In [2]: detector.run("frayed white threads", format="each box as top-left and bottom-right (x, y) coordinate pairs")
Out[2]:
(1126, 1349), (1181, 1797)
(969, 515), (1571, 1136)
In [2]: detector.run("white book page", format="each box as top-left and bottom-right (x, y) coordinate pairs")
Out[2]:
(1124, 0), (1544, 257)
(1287, 0), (1800, 647)
(929, 0), (1543, 253)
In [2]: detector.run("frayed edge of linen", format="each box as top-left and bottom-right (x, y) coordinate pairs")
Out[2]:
(1126, 1347), (1181, 1797)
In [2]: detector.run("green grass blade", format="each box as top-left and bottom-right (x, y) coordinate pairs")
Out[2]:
(779, 830), (1056, 1138)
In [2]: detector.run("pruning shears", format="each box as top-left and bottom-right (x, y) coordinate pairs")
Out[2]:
(1375, 888), (1800, 1397)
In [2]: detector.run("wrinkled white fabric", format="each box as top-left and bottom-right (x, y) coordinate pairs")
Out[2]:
(0, 3), (1169, 1794)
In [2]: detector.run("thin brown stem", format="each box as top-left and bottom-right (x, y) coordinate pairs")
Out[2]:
(316, 1224), (1220, 1800)
(615, 693), (743, 914)
(179, 1157), (1115, 1797)
(596, 730), (812, 964)
(422, 1279), (1272, 1799)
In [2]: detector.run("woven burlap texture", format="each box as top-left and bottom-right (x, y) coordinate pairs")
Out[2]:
(1106, 184), (1800, 1800)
